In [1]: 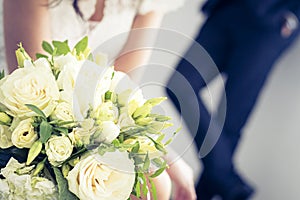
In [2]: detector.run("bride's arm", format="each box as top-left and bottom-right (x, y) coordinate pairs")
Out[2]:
(3, 0), (51, 73)
(114, 11), (163, 73)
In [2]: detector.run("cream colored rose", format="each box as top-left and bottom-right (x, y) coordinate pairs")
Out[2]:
(50, 102), (75, 124)
(71, 118), (96, 145)
(11, 118), (38, 149)
(54, 53), (80, 71)
(45, 135), (73, 166)
(0, 64), (59, 118)
(56, 54), (82, 91)
(0, 125), (13, 149)
(24, 58), (52, 72)
(95, 121), (120, 143)
(66, 151), (135, 200)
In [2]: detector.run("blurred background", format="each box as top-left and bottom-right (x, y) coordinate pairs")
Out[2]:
(1, 0), (300, 199)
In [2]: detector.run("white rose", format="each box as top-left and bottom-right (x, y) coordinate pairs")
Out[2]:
(95, 121), (120, 143)
(55, 54), (83, 104)
(71, 118), (96, 145)
(66, 151), (135, 200)
(0, 125), (13, 148)
(54, 53), (80, 71)
(45, 135), (73, 166)
(50, 102), (75, 124)
(56, 55), (82, 91)
(0, 64), (59, 118)
(24, 58), (52, 72)
(11, 118), (38, 149)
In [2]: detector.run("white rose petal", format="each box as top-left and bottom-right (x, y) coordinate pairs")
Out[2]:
(0, 64), (59, 118)
(66, 151), (135, 200)
(71, 118), (96, 145)
(50, 102), (75, 123)
(46, 135), (73, 166)
(96, 121), (120, 143)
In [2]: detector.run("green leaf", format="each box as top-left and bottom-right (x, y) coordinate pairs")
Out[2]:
(131, 142), (140, 154)
(164, 138), (173, 146)
(39, 121), (53, 143)
(26, 140), (43, 165)
(74, 36), (88, 55)
(135, 178), (141, 198)
(145, 97), (167, 107)
(52, 40), (71, 55)
(142, 153), (150, 172)
(151, 158), (164, 168)
(141, 173), (148, 197)
(53, 127), (69, 135)
(53, 167), (79, 200)
(25, 104), (46, 119)
(149, 178), (158, 200)
(36, 53), (49, 59)
(0, 70), (5, 80)
(150, 166), (167, 178)
(42, 41), (54, 54)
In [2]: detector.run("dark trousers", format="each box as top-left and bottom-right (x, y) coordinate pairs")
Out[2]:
(167, 2), (299, 199)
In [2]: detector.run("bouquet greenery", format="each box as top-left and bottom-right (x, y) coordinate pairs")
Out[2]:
(0, 37), (177, 200)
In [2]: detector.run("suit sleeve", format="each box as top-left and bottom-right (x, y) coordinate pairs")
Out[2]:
(243, 0), (300, 29)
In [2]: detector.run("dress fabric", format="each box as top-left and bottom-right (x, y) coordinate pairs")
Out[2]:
(49, 0), (184, 57)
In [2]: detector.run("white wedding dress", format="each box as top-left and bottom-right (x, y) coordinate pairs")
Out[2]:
(50, 0), (184, 57)
(0, 0), (184, 71)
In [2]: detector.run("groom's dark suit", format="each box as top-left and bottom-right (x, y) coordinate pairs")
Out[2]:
(167, 0), (300, 199)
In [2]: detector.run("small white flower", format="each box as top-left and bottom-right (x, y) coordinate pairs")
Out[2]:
(45, 135), (73, 166)
(50, 102), (75, 125)
(11, 118), (38, 149)
(71, 118), (96, 145)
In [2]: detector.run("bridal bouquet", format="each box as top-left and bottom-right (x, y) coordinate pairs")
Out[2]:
(0, 37), (176, 200)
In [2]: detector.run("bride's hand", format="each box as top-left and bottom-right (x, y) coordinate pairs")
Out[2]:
(167, 158), (197, 200)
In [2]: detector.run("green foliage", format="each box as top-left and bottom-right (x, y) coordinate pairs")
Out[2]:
(25, 104), (46, 119)
(42, 41), (54, 54)
(53, 167), (79, 200)
(52, 40), (71, 56)
(39, 120), (53, 143)
(74, 36), (88, 55)
(0, 70), (5, 80)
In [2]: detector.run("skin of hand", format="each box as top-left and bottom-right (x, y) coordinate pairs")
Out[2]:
(166, 158), (197, 200)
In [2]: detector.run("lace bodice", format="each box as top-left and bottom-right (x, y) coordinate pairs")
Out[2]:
(50, 0), (184, 55)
